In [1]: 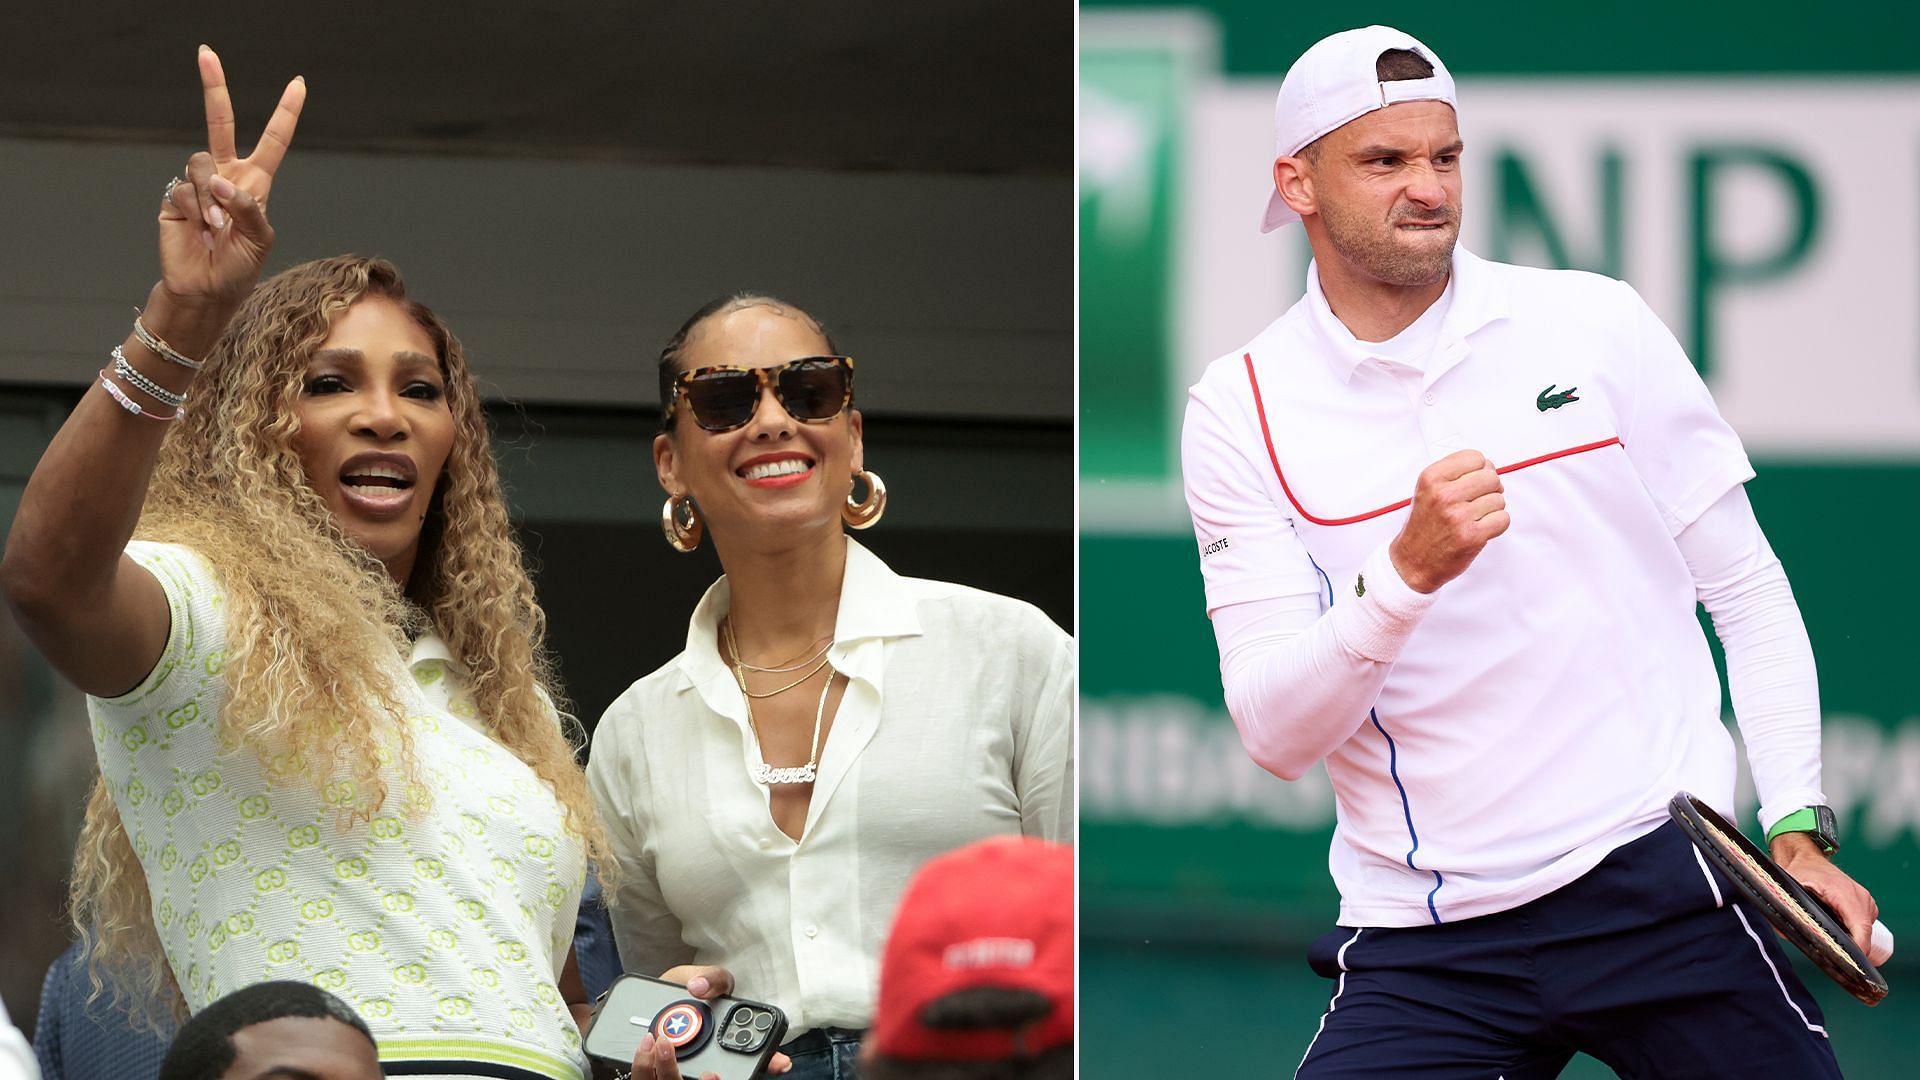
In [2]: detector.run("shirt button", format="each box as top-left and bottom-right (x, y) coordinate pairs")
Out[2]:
(1423, 392), (1436, 406)
(805, 925), (819, 939)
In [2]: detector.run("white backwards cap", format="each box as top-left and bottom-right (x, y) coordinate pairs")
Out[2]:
(1261, 25), (1457, 232)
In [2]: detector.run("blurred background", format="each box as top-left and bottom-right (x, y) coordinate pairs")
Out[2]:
(0, 0), (1071, 1037)
(1080, 1), (1917, 1075)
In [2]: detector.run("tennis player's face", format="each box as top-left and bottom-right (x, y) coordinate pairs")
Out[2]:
(290, 296), (457, 587)
(654, 304), (863, 548)
(1308, 100), (1462, 288)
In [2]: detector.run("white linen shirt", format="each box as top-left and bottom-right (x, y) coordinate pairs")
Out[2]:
(586, 540), (1073, 1037)
(1183, 249), (1820, 927)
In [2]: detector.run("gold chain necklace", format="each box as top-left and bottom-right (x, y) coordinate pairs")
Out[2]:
(724, 619), (832, 697)
(725, 617), (832, 785)
(732, 632), (833, 674)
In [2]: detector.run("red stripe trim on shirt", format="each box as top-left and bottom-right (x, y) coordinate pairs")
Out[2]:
(1243, 353), (1624, 528)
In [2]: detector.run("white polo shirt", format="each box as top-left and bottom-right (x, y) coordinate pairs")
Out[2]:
(1183, 249), (1763, 927)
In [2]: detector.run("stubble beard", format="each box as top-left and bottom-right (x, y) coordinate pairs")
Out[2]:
(1322, 201), (1461, 288)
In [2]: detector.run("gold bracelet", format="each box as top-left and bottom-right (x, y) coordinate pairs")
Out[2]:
(131, 314), (203, 370)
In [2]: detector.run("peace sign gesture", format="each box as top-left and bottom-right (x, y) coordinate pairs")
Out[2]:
(157, 45), (306, 312)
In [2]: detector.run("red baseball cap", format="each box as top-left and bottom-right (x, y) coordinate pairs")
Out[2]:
(870, 836), (1073, 1061)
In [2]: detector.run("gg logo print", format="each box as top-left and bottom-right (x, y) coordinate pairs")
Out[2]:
(335, 856), (369, 880)
(436, 996), (474, 1020)
(460, 813), (486, 837)
(490, 856), (516, 882)
(288, 824), (321, 848)
(162, 789), (186, 818)
(429, 929), (457, 950)
(350, 931), (384, 953)
(300, 898), (334, 920)
(393, 962), (429, 985)
(533, 984), (561, 1007)
(509, 1007), (534, 1030)
(360, 999), (394, 1020)
(211, 840), (241, 866)
(188, 854), (210, 883)
(237, 794), (271, 820)
(323, 780), (358, 806)
(184, 912), (203, 938)
(158, 899), (175, 928)
(163, 701), (200, 731)
(126, 778), (147, 806)
(524, 834), (555, 859)
(190, 769), (222, 797)
(455, 899), (487, 921)
(472, 967), (501, 989)
(371, 815), (404, 841)
(544, 882), (568, 908)
(495, 940), (528, 963)
(225, 912), (255, 935)
(121, 725), (148, 753)
(204, 648), (225, 675)
(413, 856), (444, 880)
(255, 867), (288, 893)
(382, 892), (416, 914)
(159, 842), (180, 872)
(264, 939), (299, 964)
(313, 969), (349, 991)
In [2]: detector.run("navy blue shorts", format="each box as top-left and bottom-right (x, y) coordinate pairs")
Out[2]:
(1296, 822), (1841, 1078)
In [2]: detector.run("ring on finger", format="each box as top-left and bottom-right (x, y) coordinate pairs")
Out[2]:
(163, 176), (184, 205)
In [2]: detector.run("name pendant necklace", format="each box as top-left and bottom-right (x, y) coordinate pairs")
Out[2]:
(725, 617), (833, 785)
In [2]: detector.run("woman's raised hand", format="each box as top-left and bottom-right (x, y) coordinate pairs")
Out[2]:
(157, 45), (305, 312)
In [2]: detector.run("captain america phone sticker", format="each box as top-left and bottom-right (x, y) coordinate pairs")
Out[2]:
(655, 1002), (708, 1049)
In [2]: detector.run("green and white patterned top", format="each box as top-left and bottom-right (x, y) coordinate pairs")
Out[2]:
(89, 542), (588, 1079)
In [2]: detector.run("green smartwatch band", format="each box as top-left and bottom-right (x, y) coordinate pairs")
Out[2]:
(1765, 805), (1840, 855)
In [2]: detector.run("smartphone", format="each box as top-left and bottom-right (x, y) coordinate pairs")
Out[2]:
(584, 973), (789, 1080)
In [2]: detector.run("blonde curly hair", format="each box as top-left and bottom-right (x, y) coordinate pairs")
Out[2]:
(70, 255), (605, 1024)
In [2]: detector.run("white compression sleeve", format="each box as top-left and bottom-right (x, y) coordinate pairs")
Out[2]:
(1676, 485), (1825, 833)
(1211, 543), (1436, 780)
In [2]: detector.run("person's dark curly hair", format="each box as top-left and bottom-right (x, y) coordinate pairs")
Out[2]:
(157, 981), (375, 1080)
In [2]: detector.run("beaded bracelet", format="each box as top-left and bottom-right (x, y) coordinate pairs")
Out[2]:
(110, 346), (189, 408)
(98, 368), (183, 421)
(131, 314), (203, 370)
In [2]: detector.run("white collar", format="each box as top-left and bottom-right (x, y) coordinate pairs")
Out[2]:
(1303, 247), (1513, 384)
(407, 627), (461, 674)
(676, 538), (923, 697)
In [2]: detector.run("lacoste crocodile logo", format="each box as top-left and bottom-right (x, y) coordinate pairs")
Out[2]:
(1536, 384), (1580, 411)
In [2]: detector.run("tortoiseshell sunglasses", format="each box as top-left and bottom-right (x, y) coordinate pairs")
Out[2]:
(669, 355), (855, 433)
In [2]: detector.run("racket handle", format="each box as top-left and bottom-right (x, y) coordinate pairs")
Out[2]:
(1870, 919), (1894, 966)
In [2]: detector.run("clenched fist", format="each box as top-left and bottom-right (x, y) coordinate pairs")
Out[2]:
(1388, 449), (1509, 593)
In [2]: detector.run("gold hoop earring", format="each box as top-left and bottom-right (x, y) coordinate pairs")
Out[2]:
(662, 493), (704, 552)
(843, 469), (886, 530)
